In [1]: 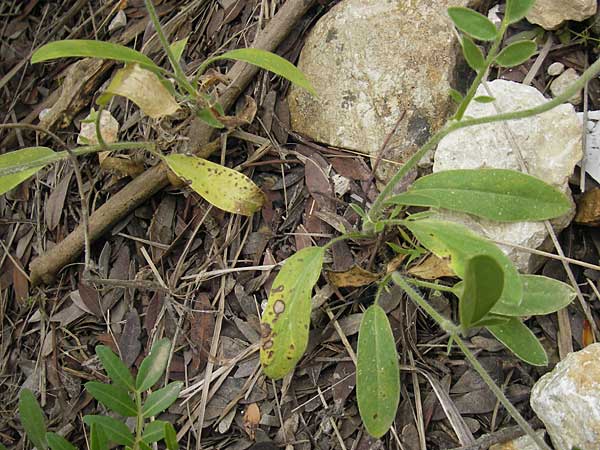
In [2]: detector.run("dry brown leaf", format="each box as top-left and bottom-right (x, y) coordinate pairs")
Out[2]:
(243, 403), (261, 440)
(45, 171), (72, 231)
(575, 188), (600, 225)
(386, 253), (407, 274)
(327, 265), (381, 287)
(216, 96), (257, 128)
(190, 294), (215, 372)
(408, 254), (455, 280)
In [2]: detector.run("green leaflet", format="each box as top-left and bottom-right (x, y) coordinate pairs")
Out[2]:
(505, 0), (536, 24)
(459, 255), (505, 329)
(260, 246), (324, 379)
(46, 433), (76, 450)
(142, 382), (183, 418)
(165, 154), (265, 216)
(95, 345), (135, 391)
(83, 415), (135, 446)
(405, 220), (523, 308)
(461, 36), (485, 71)
(486, 318), (548, 366)
(447, 7), (498, 41)
(0, 147), (56, 195)
(84, 382), (137, 417)
(136, 339), (171, 392)
(357, 305), (400, 438)
(495, 40), (537, 68)
(18, 389), (47, 450)
(389, 169), (571, 222)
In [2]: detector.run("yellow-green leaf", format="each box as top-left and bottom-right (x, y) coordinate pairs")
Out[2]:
(447, 7), (498, 41)
(495, 40), (537, 68)
(0, 147), (55, 195)
(260, 246), (324, 379)
(165, 154), (265, 216)
(357, 305), (400, 438)
(103, 64), (179, 118)
(486, 318), (548, 366)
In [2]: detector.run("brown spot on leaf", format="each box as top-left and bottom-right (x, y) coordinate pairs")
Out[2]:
(273, 300), (286, 314)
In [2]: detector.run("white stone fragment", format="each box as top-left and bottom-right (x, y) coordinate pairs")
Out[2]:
(487, 5), (502, 28)
(433, 80), (582, 272)
(550, 68), (582, 105)
(332, 174), (351, 197)
(526, 0), (597, 30)
(108, 10), (127, 33)
(288, 0), (469, 183)
(489, 430), (547, 450)
(531, 343), (600, 450)
(547, 61), (565, 77)
(77, 110), (119, 145)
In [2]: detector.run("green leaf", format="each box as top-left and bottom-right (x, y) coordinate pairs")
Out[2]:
(83, 415), (134, 446)
(461, 36), (485, 70)
(459, 255), (504, 329)
(356, 305), (400, 438)
(505, 0), (536, 24)
(486, 318), (548, 366)
(474, 95), (495, 103)
(165, 154), (265, 216)
(495, 40), (537, 67)
(196, 108), (224, 128)
(46, 432), (77, 450)
(142, 420), (168, 444)
(95, 345), (135, 391)
(84, 382), (137, 416)
(203, 48), (315, 95)
(32, 40), (159, 72)
(89, 423), (107, 450)
(136, 338), (172, 392)
(0, 147), (56, 195)
(491, 275), (576, 316)
(142, 382), (182, 418)
(0, 444), (7, 450)
(405, 220), (523, 308)
(260, 246), (325, 379)
(449, 88), (464, 104)
(398, 169), (571, 222)
(18, 389), (47, 450)
(170, 37), (189, 62)
(447, 7), (498, 41)
(164, 422), (178, 450)
(384, 192), (440, 209)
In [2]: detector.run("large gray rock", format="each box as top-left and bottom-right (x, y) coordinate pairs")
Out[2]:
(531, 343), (600, 450)
(526, 0), (597, 30)
(433, 80), (581, 272)
(288, 0), (469, 183)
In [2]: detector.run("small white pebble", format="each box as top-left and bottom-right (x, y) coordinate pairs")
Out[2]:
(547, 61), (565, 76)
(108, 10), (127, 33)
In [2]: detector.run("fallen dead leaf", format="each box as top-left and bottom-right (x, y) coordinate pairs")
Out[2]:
(243, 403), (261, 440)
(327, 265), (381, 287)
(408, 254), (455, 280)
(575, 188), (600, 225)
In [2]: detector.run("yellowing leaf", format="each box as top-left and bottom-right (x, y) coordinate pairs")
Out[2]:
(327, 265), (381, 287)
(103, 64), (179, 118)
(260, 246), (324, 379)
(165, 154), (265, 216)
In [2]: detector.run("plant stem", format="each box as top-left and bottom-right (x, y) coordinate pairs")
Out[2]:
(369, 54), (600, 221)
(404, 277), (456, 293)
(322, 232), (370, 250)
(134, 390), (144, 449)
(144, 0), (196, 97)
(392, 273), (551, 450)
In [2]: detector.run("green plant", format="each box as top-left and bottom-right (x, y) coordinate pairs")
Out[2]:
(259, 0), (588, 446)
(18, 339), (179, 450)
(0, 0), (313, 217)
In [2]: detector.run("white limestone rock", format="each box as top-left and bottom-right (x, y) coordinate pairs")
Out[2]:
(489, 431), (547, 450)
(531, 343), (600, 450)
(547, 62), (565, 76)
(550, 68), (582, 105)
(288, 0), (470, 183)
(433, 80), (581, 272)
(526, 0), (597, 30)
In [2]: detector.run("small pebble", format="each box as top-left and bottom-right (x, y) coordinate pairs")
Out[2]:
(108, 10), (127, 33)
(550, 68), (582, 105)
(547, 61), (565, 76)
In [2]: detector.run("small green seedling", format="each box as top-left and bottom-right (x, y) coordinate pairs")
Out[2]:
(257, 0), (585, 448)
(18, 339), (180, 450)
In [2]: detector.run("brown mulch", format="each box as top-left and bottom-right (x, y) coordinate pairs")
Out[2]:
(1, 1), (600, 449)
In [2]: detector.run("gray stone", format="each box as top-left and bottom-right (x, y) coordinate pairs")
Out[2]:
(531, 343), (600, 450)
(288, 0), (469, 183)
(433, 80), (581, 272)
(526, 0), (597, 30)
(547, 61), (565, 77)
(550, 68), (582, 105)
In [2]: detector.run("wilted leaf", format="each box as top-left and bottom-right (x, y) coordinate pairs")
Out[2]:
(102, 64), (179, 118)
(142, 382), (182, 418)
(490, 275), (576, 316)
(18, 389), (47, 450)
(459, 255), (504, 329)
(165, 154), (265, 216)
(136, 338), (171, 391)
(357, 305), (400, 438)
(84, 382), (137, 416)
(202, 48), (315, 95)
(83, 415), (134, 446)
(447, 7), (498, 41)
(486, 318), (548, 366)
(0, 147), (55, 195)
(395, 169), (571, 222)
(260, 246), (324, 379)
(495, 40), (537, 67)
(461, 36), (485, 71)
(505, 0), (536, 24)
(327, 265), (381, 287)
(31, 40), (160, 72)
(405, 220), (523, 308)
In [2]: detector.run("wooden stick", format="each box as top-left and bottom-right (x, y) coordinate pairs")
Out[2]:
(30, 0), (317, 285)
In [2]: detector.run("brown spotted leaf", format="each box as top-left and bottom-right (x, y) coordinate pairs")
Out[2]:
(260, 246), (324, 379)
(165, 154), (265, 216)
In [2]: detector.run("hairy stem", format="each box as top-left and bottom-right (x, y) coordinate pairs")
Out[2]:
(392, 273), (551, 450)
(404, 277), (456, 293)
